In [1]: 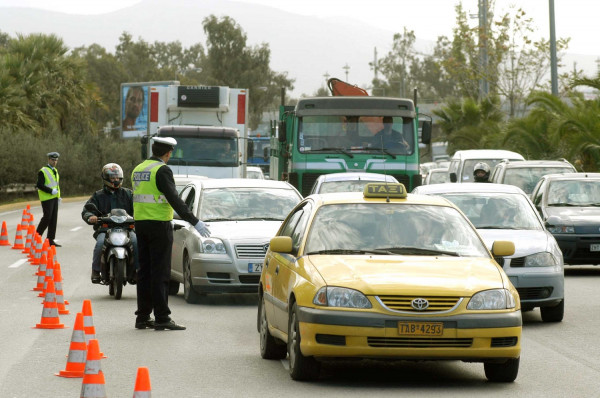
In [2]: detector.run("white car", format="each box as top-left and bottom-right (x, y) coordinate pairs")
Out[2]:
(173, 174), (210, 193)
(309, 172), (399, 194)
(170, 178), (302, 302)
(413, 182), (564, 322)
(246, 166), (265, 179)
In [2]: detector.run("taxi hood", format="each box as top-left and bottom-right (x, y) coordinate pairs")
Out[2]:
(307, 255), (506, 296)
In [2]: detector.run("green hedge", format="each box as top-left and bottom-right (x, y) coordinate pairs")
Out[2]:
(0, 130), (143, 203)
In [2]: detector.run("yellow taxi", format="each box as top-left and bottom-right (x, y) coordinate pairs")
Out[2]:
(258, 183), (521, 382)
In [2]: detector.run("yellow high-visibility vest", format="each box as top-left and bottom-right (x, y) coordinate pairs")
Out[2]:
(131, 159), (173, 221)
(38, 166), (60, 202)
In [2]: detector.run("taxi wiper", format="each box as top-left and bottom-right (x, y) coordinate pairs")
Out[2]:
(306, 249), (390, 255)
(203, 217), (236, 221)
(237, 217), (285, 221)
(305, 147), (354, 158)
(356, 146), (397, 159)
(376, 247), (459, 256)
(547, 202), (577, 206)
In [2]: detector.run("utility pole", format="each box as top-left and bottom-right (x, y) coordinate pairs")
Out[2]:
(549, 0), (559, 96)
(478, 0), (489, 99)
(373, 47), (378, 81)
(342, 63), (351, 82)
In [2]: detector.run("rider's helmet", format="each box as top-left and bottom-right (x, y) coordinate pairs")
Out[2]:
(473, 162), (491, 182)
(102, 163), (124, 190)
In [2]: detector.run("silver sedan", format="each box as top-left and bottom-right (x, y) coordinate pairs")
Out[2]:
(170, 178), (302, 302)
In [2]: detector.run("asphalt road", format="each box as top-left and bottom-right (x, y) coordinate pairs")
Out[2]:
(1, 200), (599, 397)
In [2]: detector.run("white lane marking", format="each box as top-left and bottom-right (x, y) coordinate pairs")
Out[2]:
(0, 210), (20, 217)
(280, 359), (289, 370)
(71, 226), (83, 232)
(9, 259), (28, 268)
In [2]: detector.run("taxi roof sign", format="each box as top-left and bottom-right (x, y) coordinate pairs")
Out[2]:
(363, 183), (407, 198)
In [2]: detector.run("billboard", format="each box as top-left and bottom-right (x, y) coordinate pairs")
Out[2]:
(120, 81), (177, 139)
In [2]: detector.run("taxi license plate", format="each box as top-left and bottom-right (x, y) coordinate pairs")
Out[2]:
(398, 322), (443, 336)
(591, 244), (600, 252)
(248, 263), (263, 273)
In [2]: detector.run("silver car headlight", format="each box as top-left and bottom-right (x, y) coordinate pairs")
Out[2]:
(524, 252), (558, 267)
(547, 225), (574, 234)
(467, 289), (516, 310)
(313, 287), (372, 309)
(202, 237), (226, 254)
(108, 230), (129, 246)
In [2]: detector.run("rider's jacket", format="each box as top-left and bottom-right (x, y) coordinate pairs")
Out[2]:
(81, 186), (134, 238)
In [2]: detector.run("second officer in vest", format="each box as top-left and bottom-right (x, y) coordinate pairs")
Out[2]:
(36, 151), (62, 247)
(132, 137), (210, 330)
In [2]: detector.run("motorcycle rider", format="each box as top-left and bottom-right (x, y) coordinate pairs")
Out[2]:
(473, 162), (492, 183)
(81, 163), (138, 284)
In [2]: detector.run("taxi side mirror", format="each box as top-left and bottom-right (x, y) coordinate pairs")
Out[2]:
(270, 236), (293, 253)
(491, 241), (515, 257)
(449, 172), (457, 183)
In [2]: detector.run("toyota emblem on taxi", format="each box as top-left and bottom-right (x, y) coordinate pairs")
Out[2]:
(411, 298), (429, 311)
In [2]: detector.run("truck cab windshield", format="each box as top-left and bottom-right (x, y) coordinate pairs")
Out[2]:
(298, 115), (414, 155)
(168, 137), (238, 167)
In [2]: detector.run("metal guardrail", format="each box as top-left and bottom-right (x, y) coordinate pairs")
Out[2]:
(0, 183), (37, 194)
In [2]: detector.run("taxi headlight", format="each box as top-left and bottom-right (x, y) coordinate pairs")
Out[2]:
(313, 287), (372, 309)
(202, 238), (226, 254)
(524, 252), (557, 267)
(547, 225), (574, 234)
(467, 289), (515, 310)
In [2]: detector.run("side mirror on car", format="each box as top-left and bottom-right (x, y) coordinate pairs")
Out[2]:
(544, 216), (561, 227)
(491, 241), (515, 257)
(269, 236), (292, 253)
(449, 172), (457, 183)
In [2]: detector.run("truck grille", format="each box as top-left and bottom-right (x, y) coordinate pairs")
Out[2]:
(377, 296), (461, 313)
(235, 244), (267, 259)
(368, 337), (472, 348)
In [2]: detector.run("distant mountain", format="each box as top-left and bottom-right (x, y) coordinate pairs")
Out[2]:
(0, 0), (596, 98)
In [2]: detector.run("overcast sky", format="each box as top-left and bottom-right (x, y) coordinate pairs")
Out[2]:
(0, 0), (598, 56)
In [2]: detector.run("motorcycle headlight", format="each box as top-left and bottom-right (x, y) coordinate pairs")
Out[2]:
(108, 230), (129, 246)
(524, 252), (557, 267)
(202, 237), (226, 254)
(467, 289), (516, 310)
(313, 287), (372, 309)
(547, 225), (574, 234)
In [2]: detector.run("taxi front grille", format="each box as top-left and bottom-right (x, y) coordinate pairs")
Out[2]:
(377, 296), (461, 313)
(235, 244), (267, 259)
(490, 337), (518, 347)
(368, 337), (472, 348)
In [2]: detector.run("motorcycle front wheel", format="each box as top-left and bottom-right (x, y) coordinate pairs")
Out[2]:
(110, 257), (125, 300)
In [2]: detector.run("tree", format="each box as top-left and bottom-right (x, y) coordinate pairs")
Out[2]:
(201, 15), (294, 129)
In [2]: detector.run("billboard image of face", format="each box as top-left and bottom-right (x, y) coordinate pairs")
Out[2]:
(122, 85), (148, 137)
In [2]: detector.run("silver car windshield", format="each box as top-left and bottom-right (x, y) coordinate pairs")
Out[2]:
(440, 193), (542, 230)
(304, 203), (489, 257)
(504, 167), (573, 194)
(548, 180), (600, 206)
(199, 187), (300, 221)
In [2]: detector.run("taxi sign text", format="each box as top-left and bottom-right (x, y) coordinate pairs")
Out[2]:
(363, 183), (407, 198)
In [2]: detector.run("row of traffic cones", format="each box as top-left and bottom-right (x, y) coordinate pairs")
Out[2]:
(2, 205), (153, 395)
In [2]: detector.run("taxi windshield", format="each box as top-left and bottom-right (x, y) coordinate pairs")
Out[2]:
(438, 193), (543, 230)
(304, 203), (489, 257)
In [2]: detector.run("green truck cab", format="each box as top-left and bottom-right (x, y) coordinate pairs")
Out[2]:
(270, 96), (431, 196)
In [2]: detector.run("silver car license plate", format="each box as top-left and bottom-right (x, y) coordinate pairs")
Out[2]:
(248, 263), (263, 273)
(590, 244), (600, 252)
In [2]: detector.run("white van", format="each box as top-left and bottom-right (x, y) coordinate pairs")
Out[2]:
(448, 149), (524, 183)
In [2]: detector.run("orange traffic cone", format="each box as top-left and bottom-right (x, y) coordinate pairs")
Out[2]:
(56, 312), (86, 378)
(39, 257), (55, 297)
(22, 225), (34, 254)
(32, 253), (47, 292)
(80, 339), (106, 398)
(28, 233), (39, 263)
(34, 279), (65, 329)
(54, 265), (69, 315)
(132, 366), (152, 397)
(11, 224), (24, 250)
(0, 221), (10, 246)
(81, 300), (106, 358)
(19, 209), (29, 230)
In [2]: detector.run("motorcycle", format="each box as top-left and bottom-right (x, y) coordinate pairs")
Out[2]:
(84, 203), (136, 300)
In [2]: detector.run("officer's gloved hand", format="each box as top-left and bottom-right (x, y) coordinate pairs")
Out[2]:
(194, 220), (211, 237)
(51, 188), (58, 195)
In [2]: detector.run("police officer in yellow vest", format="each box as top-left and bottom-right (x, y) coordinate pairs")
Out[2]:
(36, 152), (61, 247)
(132, 137), (210, 331)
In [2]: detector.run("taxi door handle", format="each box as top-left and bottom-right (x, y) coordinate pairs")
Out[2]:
(275, 265), (279, 275)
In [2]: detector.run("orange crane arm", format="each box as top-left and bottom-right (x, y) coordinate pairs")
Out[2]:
(327, 78), (369, 96)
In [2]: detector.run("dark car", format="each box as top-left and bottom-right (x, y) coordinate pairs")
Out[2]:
(531, 172), (600, 265)
(490, 159), (576, 195)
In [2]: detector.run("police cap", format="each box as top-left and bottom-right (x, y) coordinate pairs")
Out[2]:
(47, 152), (60, 159)
(151, 137), (177, 149)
